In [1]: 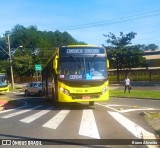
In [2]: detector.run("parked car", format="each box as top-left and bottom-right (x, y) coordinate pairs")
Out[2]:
(24, 82), (43, 96)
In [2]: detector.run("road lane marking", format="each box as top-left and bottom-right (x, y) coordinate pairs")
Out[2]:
(20, 107), (53, 123)
(120, 108), (159, 113)
(79, 110), (100, 139)
(1, 105), (43, 119)
(108, 111), (156, 139)
(96, 103), (159, 113)
(0, 105), (30, 114)
(42, 110), (70, 129)
(96, 103), (121, 112)
(106, 104), (130, 107)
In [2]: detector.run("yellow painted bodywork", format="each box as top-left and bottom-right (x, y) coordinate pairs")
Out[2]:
(0, 85), (9, 92)
(43, 45), (109, 103)
(57, 80), (109, 103)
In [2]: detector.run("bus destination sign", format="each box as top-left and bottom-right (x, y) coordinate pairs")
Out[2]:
(67, 49), (100, 54)
(60, 47), (105, 55)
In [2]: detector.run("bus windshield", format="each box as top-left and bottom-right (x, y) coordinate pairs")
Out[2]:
(0, 74), (8, 87)
(58, 56), (107, 81)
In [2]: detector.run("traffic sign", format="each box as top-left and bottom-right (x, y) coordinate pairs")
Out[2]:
(35, 64), (42, 71)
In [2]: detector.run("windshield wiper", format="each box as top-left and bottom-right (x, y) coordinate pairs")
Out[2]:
(91, 54), (97, 62)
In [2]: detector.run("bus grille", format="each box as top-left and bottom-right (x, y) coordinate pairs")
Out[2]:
(71, 93), (101, 99)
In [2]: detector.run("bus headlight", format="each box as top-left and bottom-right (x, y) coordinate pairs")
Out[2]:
(59, 87), (70, 96)
(102, 86), (108, 94)
(60, 87), (64, 92)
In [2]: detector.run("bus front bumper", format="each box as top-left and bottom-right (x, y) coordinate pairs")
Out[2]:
(58, 90), (109, 103)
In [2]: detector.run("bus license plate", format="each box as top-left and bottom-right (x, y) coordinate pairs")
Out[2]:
(82, 96), (90, 99)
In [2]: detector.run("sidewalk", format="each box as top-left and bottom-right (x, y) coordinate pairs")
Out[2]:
(0, 98), (17, 111)
(0, 99), (8, 110)
(110, 81), (160, 91)
(0, 90), (19, 111)
(110, 81), (160, 86)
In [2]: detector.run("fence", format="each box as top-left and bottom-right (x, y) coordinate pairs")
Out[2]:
(9, 68), (160, 83)
(108, 68), (160, 82)
(8, 76), (42, 83)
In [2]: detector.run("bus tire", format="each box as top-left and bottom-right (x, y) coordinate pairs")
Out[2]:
(44, 96), (47, 102)
(52, 87), (58, 106)
(38, 90), (43, 96)
(51, 87), (55, 100)
(25, 90), (29, 96)
(89, 101), (94, 106)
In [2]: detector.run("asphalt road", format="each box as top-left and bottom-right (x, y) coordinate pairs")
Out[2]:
(0, 91), (159, 148)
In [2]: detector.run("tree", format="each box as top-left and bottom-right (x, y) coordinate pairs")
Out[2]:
(0, 37), (9, 60)
(145, 43), (158, 51)
(103, 32), (137, 47)
(103, 32), (147, 82)
(0, 60), (8, 73)
(0, 24), (87, 77)
(13, 56), (33, 76)
(10, 24), (39, 49)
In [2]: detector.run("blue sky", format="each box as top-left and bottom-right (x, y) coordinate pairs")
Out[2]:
(0, 0), (160, 47)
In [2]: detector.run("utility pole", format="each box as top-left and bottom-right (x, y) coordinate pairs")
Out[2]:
(7, 34), (15, 89)
(0, 34), (22, 90)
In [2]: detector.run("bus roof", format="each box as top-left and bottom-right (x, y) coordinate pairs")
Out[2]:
(62, 45), (104, 48)
(43, 45), (106, 70)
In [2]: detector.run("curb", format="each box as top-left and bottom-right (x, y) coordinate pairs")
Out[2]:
(0, 99), (8, 111)
(0, 106), (4, 111)
(141, 111), (160, 137)
(0, 99), (18, 111)
(110, 96), (160, 100)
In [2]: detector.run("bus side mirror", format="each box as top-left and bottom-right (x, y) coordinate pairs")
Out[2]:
(53, 55), (58, 74)
(107, 60), (109, 68)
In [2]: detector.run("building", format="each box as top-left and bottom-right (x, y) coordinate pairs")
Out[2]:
(143, 49), (160, 68)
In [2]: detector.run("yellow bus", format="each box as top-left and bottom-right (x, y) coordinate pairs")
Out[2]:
(42, 45), (109, 106)
(0, 73), (9, 93)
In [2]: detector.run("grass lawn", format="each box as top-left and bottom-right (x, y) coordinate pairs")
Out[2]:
(109, 89), (160, 99)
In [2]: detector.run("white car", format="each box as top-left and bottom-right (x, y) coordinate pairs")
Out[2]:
(24, 82), (43, 96)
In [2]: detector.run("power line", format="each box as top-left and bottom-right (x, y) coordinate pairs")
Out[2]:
(54, 10), (160, 30)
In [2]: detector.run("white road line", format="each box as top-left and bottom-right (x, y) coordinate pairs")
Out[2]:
(20, 107), (53, 123)
(2, 105), (43, 119)
(106, 104), (130, 107)
(108, 111), (156, 139)
(96, 103), (121, 112)
(79, 110), (100, 139)
(42, 110), (70, 129)
(0, 105), (30, 114)
(120, 108), (159, 113)
(96, 103), (159, 113)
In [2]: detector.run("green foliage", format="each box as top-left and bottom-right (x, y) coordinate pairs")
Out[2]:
(104, 32), (148, 69)
(103, 32), (137, 47)
(10, 25), (39, 49)
(0, 60), (9, 73)
(0, 37), (8, 60)
(145, 43), (159, 51)
(110, 89), (160, 99)
(0, 24), (86, 77)
(13, 56), (33, 76)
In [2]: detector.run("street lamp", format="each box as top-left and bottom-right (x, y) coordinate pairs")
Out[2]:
(0, 35), (22, 89)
